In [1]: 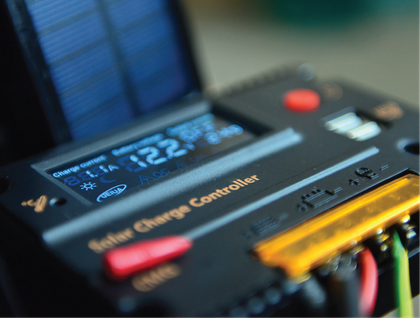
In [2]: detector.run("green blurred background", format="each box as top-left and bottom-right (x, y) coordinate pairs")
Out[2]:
(182, 0), (419, 110)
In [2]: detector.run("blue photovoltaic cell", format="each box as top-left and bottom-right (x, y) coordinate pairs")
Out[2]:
(126, 40), (180, 84)
(27, 0), (96, 32)
(117, 13), (172, 59)
(60, 69), (124, 123)
(70, 97), (134, 140)
(24, 0), (195, 140)
(107, 0), (163, 30)
(37, 12), (106, 62)
(50, 43), (115, 94)
(136, 63), (187, 111)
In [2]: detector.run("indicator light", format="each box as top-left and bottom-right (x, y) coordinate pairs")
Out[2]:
(103, 235), (192, 280)
(254, 174), (419, 278)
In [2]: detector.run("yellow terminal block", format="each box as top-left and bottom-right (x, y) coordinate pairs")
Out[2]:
(255, 174), (420, 278)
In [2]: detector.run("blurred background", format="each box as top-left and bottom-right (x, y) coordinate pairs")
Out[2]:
(182, 0), (419, 109)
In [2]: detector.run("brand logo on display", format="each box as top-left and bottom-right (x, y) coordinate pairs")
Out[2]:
(97, 184), (127, 202)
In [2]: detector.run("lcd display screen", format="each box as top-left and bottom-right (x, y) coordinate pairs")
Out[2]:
(47, 114), (255, 203)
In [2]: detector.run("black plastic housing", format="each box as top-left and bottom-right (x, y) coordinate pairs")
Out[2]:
(0, 68), (418, 316)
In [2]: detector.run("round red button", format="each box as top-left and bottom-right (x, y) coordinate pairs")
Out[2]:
(283, 89), (320, 112)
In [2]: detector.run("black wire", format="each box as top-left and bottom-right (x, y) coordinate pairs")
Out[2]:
(297, 275), (328, 317)
(328, 255), (360, 317)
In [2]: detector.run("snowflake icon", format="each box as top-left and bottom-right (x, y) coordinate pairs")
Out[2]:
(80, 182), (97, 191)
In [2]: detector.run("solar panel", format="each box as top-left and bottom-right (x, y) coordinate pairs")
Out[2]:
(23, 0), (197, 140)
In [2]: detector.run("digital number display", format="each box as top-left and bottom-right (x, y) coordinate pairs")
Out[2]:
(47, 114), (255, 203)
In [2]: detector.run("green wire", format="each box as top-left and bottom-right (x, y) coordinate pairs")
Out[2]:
(392, 231), (413, 317)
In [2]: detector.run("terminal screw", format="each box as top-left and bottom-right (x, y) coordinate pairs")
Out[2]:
(365, 230), (392, 263)
(396, 216), (418, 248)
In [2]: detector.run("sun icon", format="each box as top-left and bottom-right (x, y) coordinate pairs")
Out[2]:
(80, 182), (97, 191)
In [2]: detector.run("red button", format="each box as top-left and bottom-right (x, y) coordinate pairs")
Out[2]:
(102, 236), (192, 280)
(283, 89), (320, 112)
